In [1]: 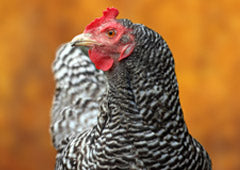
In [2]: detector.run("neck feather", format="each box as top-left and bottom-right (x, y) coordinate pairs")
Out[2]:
(100, 26), (186, 132)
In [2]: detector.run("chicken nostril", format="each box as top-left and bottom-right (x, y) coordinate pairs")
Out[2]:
(70, 41), (78, 47)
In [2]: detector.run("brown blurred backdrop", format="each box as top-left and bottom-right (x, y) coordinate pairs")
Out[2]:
(0, 0), (240, 169)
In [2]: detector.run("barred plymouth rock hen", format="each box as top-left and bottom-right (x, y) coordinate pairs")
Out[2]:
(51, 44), (106, 150)
(53, 7), (212, 169)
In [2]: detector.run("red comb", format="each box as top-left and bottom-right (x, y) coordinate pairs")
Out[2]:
(85, 8), (119, 31)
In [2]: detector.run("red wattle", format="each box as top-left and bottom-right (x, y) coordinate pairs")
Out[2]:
(89, 49), (114, 71)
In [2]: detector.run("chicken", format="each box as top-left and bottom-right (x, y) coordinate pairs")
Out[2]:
(51, 44), (106, 150)
(53, 7), (212, 169)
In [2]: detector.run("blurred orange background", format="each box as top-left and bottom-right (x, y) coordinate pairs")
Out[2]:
(0, 0), (240, 169)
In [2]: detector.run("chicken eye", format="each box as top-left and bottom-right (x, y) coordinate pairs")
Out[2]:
(107, 30), (116, 38)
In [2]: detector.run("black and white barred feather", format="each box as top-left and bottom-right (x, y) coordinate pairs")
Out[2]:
(51, 43), (106, 150)
(53, 19), (212, 169)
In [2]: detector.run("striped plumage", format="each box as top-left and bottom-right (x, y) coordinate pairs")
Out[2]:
(51, 43), (106, 150)
(52, 8), (212, 170)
